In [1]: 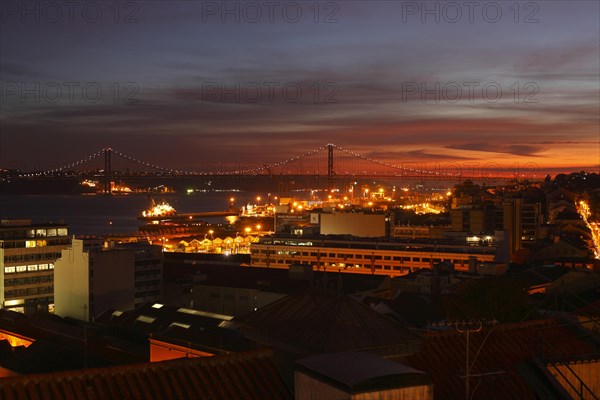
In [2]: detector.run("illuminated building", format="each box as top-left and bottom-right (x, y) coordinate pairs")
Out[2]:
(0, 219), (69, 314)
(275, 210), (393, 237)
(392, 225), (451, 239)
(250, 236), (496, 276)
(54, 239), (162, 321)
(450, 186), (543, 259)
(499, 198), (542, 255)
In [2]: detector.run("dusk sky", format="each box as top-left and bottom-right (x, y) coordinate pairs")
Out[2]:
(1, 0), (598, 174)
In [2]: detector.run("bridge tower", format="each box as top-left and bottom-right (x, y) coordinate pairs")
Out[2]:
(103, 148), (112, 195)
(327, 143), (334, 190)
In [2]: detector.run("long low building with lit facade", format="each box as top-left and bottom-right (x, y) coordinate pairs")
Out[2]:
(249, 235), (498, 276)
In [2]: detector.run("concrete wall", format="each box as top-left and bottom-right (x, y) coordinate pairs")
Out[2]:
(91, 250), (135, 318)
(320, 213), (385, 237)
(194, 285), (285, 316)
(295, 371), (433, 400)
(54, 240), (90, 321)
(54, 239), (135, 321)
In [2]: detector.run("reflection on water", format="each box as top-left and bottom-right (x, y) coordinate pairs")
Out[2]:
(0, 193), (252, 235)
(225, 215), (239, 225)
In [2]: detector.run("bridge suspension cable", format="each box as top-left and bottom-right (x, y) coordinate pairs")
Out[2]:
(20, 149), (106, 177)
(110, 149), (183, 175)
(228, 145), (328, 175)
(22, 143), (471, 178)
(332, 144), (459, 177)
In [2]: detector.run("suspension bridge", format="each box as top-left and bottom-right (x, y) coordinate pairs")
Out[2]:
(4, 143), (540, 194)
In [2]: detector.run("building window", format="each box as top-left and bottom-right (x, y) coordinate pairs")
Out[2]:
(27, 265), (38, 271)
(25, 240), (36, 248)
(16, 266), (27, 273)
(4, 267), (16, 274)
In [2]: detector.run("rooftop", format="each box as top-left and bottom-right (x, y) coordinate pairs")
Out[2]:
(407, 320), (599, 399)
(0, 219), (68, 228)
(234, 289), (423, 358)
(0, 349), (292, 400)
(296, 351), (430, 393)
(257, 235), (497, 254)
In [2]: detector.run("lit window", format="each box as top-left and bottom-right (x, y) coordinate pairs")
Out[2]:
(57, 228), (68, 236)
(36, 240), (47, 247)
(16, 266), (27, 273)
(38, 264), (49, 270)
(4, 299), (24, 307)
(27, 265), (38, 272)
(151, 303), (164, 309)
(25, 241), (36, 248)
(4, 267), (16, 274)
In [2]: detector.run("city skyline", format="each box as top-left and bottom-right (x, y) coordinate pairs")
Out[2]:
(1, 1), (599, 172)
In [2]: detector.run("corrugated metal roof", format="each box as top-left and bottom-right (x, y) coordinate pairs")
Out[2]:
(0, 349), (291, 400)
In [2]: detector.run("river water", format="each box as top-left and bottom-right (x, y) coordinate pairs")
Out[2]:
(0, 192), (254, 235)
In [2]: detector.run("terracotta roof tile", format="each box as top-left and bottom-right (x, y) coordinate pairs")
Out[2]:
(234, 289), (422, 357)
(407, 320), (597, 399)
(0, 349), (291, 400)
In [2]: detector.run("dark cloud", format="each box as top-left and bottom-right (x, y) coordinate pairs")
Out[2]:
(0, 1), (598, 171)
(446, 143), (545, 157)
(366, 150), (474, 161)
